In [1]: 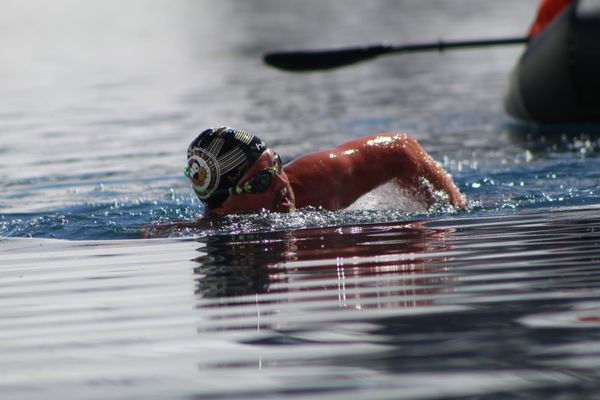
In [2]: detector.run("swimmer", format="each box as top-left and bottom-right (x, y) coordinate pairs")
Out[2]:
(185, 127), (465, 215)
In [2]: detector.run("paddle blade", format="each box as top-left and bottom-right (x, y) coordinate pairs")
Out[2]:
(263, 45), (390, 72)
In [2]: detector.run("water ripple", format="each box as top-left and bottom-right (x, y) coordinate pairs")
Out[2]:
(3, 206), (600, 399)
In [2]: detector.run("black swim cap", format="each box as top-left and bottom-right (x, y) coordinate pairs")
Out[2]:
(186, 127), (267, 209)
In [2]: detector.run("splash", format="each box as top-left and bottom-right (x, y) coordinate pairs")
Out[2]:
(346, 182), (429, 212)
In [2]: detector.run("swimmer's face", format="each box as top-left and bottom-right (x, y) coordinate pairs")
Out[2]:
(211, 149), (296, 215)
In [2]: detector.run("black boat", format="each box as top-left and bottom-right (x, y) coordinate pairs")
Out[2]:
(504, 0), (600, 124)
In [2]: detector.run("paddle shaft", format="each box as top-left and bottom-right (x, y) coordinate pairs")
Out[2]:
(264, 36), (528, 71)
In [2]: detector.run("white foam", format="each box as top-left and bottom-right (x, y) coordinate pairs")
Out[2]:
(346, 182), (429, 213)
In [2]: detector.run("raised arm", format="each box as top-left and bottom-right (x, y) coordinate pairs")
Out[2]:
(285, 133), (465, 210)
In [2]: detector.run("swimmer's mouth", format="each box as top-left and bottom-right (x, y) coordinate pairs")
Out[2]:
(273, 187), (293, 212)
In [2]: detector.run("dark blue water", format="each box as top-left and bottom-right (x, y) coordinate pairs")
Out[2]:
(2, 1), (600, 399)
(1, 1), (599, 241)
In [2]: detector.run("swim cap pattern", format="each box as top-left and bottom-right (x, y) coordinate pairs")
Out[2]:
(187, 127), (267, 209)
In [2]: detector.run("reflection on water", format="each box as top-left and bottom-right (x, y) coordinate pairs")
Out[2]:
(194, 221), (454, 308)
(3, 207), (600, 399)
(187, 207), (600, 399)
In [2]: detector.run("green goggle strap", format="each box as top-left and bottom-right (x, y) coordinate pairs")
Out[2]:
(228, 181), (253, 195)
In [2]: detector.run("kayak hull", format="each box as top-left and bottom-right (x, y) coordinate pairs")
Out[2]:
(504, 0), (600, 124)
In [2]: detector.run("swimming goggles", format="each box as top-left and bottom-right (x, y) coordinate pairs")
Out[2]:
(185, 153), (283, 197)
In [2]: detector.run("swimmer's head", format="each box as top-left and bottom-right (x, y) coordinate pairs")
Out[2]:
(185, 127), (267, 210)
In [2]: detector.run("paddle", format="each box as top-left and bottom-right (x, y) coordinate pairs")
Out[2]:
(264, 36), (528, 72)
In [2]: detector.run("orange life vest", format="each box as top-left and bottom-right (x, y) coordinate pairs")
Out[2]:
(528, 0), (572, 37)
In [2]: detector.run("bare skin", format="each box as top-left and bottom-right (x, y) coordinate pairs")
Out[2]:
(212, 132), (465, 216)
(141, 132), (465, 237)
